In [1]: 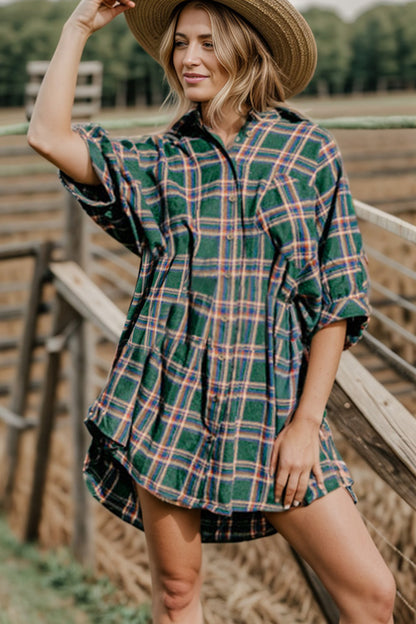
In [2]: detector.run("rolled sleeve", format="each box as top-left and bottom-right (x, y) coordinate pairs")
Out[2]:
(60, 124), (163, 256)
(314, 135), (370, 347)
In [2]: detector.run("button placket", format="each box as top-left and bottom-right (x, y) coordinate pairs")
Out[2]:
(208, 161), (240, 435)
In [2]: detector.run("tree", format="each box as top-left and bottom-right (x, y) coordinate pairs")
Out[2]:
(302, 9), (351, 95)
(349, 5), (400, 92)
(396, 2), (416, 88)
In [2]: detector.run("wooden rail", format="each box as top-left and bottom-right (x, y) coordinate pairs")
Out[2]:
(355, 200), (416, 244)
(2, 114), (416, 137)
(50, 261), (124, 341)
(25, 61), (103, 120)
(353, 200), (416, 396)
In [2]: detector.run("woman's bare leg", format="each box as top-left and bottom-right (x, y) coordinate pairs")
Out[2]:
(266, 488), (395, 624)
(136, 485), (204, 624)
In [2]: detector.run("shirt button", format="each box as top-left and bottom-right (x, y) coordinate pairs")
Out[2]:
(221, 315), (229, 323)
(229, 194), (237, 203)
(218, 354), (226, 361)
(226, 233), (234, 241)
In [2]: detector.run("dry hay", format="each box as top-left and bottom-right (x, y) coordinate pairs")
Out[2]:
(5, 421), (415, 624)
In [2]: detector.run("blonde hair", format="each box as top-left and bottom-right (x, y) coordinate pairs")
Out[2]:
(159, 0), (286, 127)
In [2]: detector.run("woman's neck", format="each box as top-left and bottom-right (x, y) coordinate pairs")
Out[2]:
(201, 103), (246, 147)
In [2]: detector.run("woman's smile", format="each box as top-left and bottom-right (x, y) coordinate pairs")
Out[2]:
(183, 72), (209, 84)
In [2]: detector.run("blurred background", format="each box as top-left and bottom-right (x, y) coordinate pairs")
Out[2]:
(0, 1), (415, 624)
(0, 0), (415, 107)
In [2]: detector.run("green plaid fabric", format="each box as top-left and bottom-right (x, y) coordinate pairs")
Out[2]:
(61, 107), (370, 542)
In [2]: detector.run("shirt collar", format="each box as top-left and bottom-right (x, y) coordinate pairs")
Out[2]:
(169, 106), (290, 141)
(170, 108), (204, 139)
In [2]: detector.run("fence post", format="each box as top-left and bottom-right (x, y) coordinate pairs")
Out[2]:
(64, 193), (96, 565)
(1, 242), (54, 507)
(25, 295), (75, 542)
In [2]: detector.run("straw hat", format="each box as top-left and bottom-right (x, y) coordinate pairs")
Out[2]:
(125, 0), (317, 99)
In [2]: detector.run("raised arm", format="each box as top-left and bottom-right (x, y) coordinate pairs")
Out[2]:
(27, 0), (134, 184)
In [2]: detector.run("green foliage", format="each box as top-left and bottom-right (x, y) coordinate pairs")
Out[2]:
(302, 2), (416, 94)
(0, 0), (416, 106)
(40, 552), (152, 624)
(396, 2), (416, 83)
(0, 514), (151, 624)
(0, 0), (163, 107)
(302, 8), (351, 94)
(0, 0), (72, 105)
(350, 5), (400, 91)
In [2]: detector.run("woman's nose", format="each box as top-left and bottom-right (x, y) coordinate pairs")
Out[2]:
(184, 43), (201, 66)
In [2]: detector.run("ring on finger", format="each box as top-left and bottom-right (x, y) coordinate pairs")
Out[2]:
(292, 500), (302, 508)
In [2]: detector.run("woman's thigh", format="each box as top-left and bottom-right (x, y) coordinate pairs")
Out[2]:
(265, 488), (395, 618)
(136, 485), (203, 586)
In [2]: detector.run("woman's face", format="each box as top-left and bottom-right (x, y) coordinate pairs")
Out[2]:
(173, 5), (229, 107)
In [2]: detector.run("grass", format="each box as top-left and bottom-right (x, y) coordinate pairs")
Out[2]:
(0, 515), (151, 624)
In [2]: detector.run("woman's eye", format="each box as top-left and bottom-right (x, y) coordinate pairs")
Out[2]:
(174, 40), (186, 48)
(203, 41), (214, 49)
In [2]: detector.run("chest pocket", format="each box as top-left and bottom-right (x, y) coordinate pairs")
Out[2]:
(255, 173), (318, 270)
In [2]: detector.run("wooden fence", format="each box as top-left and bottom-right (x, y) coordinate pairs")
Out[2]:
(25, 61), (103, 121)
(0, 114), (415, 622)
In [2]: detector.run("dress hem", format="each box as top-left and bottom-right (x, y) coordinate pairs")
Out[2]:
(83, 431), (357, 543)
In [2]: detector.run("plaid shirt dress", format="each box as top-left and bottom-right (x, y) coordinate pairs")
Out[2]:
(61, 107), (370, 542)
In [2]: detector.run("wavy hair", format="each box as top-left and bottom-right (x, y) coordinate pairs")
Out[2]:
(159, 0), (286, 127)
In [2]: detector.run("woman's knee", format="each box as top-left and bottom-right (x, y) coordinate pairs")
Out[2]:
(159, 567), (202, 616)
(365, 567), (396, 621)
(339, 564), (396, 623)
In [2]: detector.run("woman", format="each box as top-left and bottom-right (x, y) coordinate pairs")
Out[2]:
(28, 0), (396, 622)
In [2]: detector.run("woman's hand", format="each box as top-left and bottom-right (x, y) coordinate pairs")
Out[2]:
(270, 416), (324, 509)
(67, 0), (135, 38)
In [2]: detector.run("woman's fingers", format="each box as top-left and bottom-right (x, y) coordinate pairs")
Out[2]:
(274, 467), (289, 503)
(270, 423), (324, 509)
(289, 470), (310, 508)
(102, 0), (135, 9)
(269, 435), (281, 477)
(69, 0), (135, 35)
(282, 472), (300, 509)
(313, 461), (325, 490)
(272, 454), (321, 509)
(271, 435), (302, 506)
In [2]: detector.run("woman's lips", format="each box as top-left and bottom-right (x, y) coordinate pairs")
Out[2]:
(183, 73), (208, 84)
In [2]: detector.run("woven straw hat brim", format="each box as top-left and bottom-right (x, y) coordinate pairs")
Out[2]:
(125, 0), (317, 99)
